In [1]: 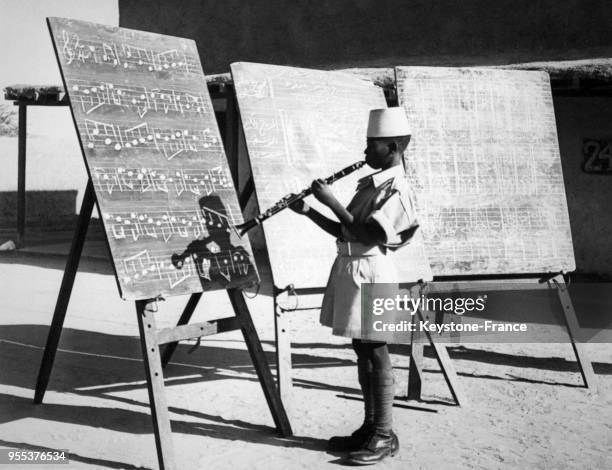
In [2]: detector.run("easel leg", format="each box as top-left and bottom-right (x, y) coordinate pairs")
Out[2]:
(224, 89), (239, 184)
(554, 275), (598, 393)
(161, 292), (202, 368)
(136, 299), (175, 470)
(406, 284), (424, 400)
(274, 296), (294, 417)
(405, 284), (467, 406)
(407, 310), (424, 400)
(418, 306), (467, 406)
(34, 180), (95, 404)
(228, 288), (293, 437)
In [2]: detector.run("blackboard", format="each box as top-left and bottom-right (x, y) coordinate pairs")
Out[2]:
(232, 62), (433, 288)
(48, 17), (258, 299)
(396, 66), (575, 276)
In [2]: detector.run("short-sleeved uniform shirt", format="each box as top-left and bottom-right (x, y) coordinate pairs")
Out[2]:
(320, 164), (419, 338)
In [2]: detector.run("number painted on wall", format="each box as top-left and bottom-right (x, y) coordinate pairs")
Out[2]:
(583, 138), (612, 173)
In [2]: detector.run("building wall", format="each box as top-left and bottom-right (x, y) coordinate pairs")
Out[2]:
(554, 97), (612, 278)
(119, 0), (612, 74)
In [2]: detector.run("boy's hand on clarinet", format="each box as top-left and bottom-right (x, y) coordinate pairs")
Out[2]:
(311, 179), (336, 206)
(288, 195), (310, 215)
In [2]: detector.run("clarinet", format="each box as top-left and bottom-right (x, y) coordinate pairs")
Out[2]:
(235, 160), (366, 237)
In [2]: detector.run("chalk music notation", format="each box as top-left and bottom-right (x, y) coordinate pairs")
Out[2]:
(102, 206), (240, 243)
(395, 66), (574, 274)
(92, 166), (232, 196)
(238, 79), (341, 107)
(428, 234), (567, 270)
(420, 206), (550, 239)
(69, 80), (208, 118)
(80, 120), (220, 160)
(60, 29), (199, 74)
(119, 248), (253, 289)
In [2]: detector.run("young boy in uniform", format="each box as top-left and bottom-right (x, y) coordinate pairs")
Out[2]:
(290, 107), (419, 465)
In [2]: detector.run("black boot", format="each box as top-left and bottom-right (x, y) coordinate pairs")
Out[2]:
(329, 351), (376, 452)
(345, 367), (398, 464)
(327, 422), (374, 452)
(344, 430), (399, 465)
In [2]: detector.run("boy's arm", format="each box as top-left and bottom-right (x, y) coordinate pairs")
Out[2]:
(289, 198), (341, 238)
(311, 179), (385, 244)
(305, 208), (342, 238)
(324, 198), (384, 245)
(290, 182), (385, 243)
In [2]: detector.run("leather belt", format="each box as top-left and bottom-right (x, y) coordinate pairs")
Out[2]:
(336, 240), (385, 256)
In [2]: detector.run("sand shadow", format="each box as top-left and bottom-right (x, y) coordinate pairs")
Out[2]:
(0, 438), (149, 469)
(436, 345), (612, 375)
(0, 324), (341, 453)
(0, 393), (327, 453)
(0, 325), (355, 395)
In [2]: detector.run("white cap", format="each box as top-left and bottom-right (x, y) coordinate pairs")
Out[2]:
(366, 108), (411, 138)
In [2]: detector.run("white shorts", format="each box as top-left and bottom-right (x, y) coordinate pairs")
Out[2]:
(320, 242), (398, 339)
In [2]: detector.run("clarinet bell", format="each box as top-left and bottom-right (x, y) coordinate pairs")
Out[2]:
(234, 219), (259, 238)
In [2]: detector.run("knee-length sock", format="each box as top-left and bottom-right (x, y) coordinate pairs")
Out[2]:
(352, 339), (375, 426)
(370, 342), (394, 434)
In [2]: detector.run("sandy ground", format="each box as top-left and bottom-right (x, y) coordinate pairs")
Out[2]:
(1, 126), (611, 468)
(0, 251), (611, 470)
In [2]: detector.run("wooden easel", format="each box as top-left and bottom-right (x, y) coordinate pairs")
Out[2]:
(548, 273), (598, 391)
(34, 180), (293, 470)
(405, 275), (599, 403)
(159, 278), (297, 413)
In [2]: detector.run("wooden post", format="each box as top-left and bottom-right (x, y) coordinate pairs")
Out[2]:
(418, 305), (466, 406)
(273, 294), (294, 417)
(224, 88), (239, 187)
(407, 325), (424, 400)
(228, 288), (293, 436)
(17, 104), (27, 246)
(160, 292), (202, 368)
(136, 298), (176, 470)
(34, 180), (95, 404)
(553, 275), (598, 393)
(407, 284), (424, 400)
(405, 283), (466, 406)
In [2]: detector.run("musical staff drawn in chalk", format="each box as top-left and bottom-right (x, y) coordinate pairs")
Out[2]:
(119, 248), (253, 289)
(69, 80), (208, 118)
(48, 18), (259, 298)
(80, 119), (220, 159)
(60, 29), (199, 74)
(419, 205), (549, 239)
(92, 166), (232, 196)
(102, 207), (241, 243)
